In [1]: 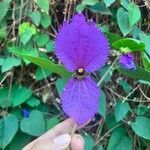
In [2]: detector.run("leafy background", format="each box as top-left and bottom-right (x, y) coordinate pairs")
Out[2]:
(0, 0), (150, 149)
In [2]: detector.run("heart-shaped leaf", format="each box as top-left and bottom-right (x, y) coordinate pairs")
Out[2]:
(131, 116), (150, 140)
(0, 114), (18, 149)
(20, 110), (45, 136)
(117, 7), (133, 36)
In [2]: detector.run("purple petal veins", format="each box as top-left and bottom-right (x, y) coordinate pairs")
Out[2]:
(55, 13), (109, 72)
(61, 76), (100, 125)
(119, 53), (136, 70)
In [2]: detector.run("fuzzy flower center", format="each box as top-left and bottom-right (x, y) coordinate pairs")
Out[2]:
(77, 68), (84, 75)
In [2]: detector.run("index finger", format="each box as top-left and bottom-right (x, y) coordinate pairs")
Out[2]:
(23, 118), (76, 150)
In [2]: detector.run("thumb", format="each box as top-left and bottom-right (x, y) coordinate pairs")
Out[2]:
(30, 134), (71, 150)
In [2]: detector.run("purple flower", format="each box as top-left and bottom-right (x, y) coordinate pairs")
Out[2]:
(22, 108), (30, 118)
(119, 53), (136, 70)
(55, 13), (109, 125)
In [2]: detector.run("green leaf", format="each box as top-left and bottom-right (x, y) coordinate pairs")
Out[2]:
(41, 12), (52, 28)
(20, 110), (45, 136)
(139, 32), (150, 54)
(115, 101), (130, 122)
(19, 22), (36, 45)
(29, 11), (41, 26)
(103, 0), (115, 7)
(46, 116), (59, 131)
(82, 0), (98, 6)
(12, 85), (32, 107)
(98, 145), (104, 150)
(107, 127), (132, 150)
(88, 2), (112, 15)
(9, 132), (31, 150)
(131, 116), (150, 140)
(106, 114), (118, 129)
(120, 0), (130, 10)
(105, 32), (123, 45)
(26, 96), (41, 107)
(56, 78), (66, 96)
(142, 52), (150, 71)
(76, 4), (85, 13)
(0, 114), (18, 149)
(34, 33), (49, 47)
(35, 67), (52, 81)
(84, 134), (94, 150)
(117, 65), (150, 82)
(0, 0), (12, 22)
(117, 7), (133, 37)
(1, 57), (21, 73)
(34, 0), (49, 13)
(10, 49), (71, 79)
(112, 38), (145, 52)
(128, 3), (141, 27)
(0, 58), (4, 65)
(99, 65), (112, 85)
(46, 40), (54, 52)
(117, 79), (132, 94)
(99, 90), (106, 118)
(0, 85), (32, 108)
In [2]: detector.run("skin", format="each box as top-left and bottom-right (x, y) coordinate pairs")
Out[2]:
(23, 118), (84, 150)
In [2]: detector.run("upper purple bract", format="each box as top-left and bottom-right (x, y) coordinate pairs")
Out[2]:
(55, 13), (109, 125)
(55, 13), (109, 72)
(119, 53), (136, 70)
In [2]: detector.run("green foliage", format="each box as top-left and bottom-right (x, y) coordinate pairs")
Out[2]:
(29, 11), (41, 26)
(34, 0), (49, 13)
(34, 33), (49, 47)
(0, 114), (18, 149)
(11, 49), (71, 79)
(56, 78), (66, 95)
(128, 3), (141, 27)
(46, 116), (59, 130)
(35, 67), (52, 81)
(107, 127), (132, 150)
(131, 116), (150, 140)
(0, 0), (12, 22)
(19, 22), (36, 45)
(103, 0), (116, 7)
(26, 97), (41, 107)
(88, 2), (112, 15)
(0, 85), (32, 108)
(41, 12), (52, 28)
(0, 57), (21, 73)
(117, 7), (133, 36)
(99, 90), (106, 118)
(112, 38), (145, 52)
(118, 65), (150, 82)
(20, 110), (45, 137)
(76, 4), (85, 13)
(9, 132), (31, 150)
(84, 134), (94, 150)
(117, 78), (132, 94)
(114, 101), (130, 122)
(82, 0), (98, 6)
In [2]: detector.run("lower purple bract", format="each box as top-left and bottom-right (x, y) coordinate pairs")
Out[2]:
(119, 53), (136, 70)
(61, 76), (100, 125)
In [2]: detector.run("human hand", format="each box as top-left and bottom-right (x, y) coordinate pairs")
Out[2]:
(23, 118), (84, 150)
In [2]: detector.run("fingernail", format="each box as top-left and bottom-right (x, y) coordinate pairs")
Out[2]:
(53, 134), (71, 148)
(73, 134), (84, 143)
